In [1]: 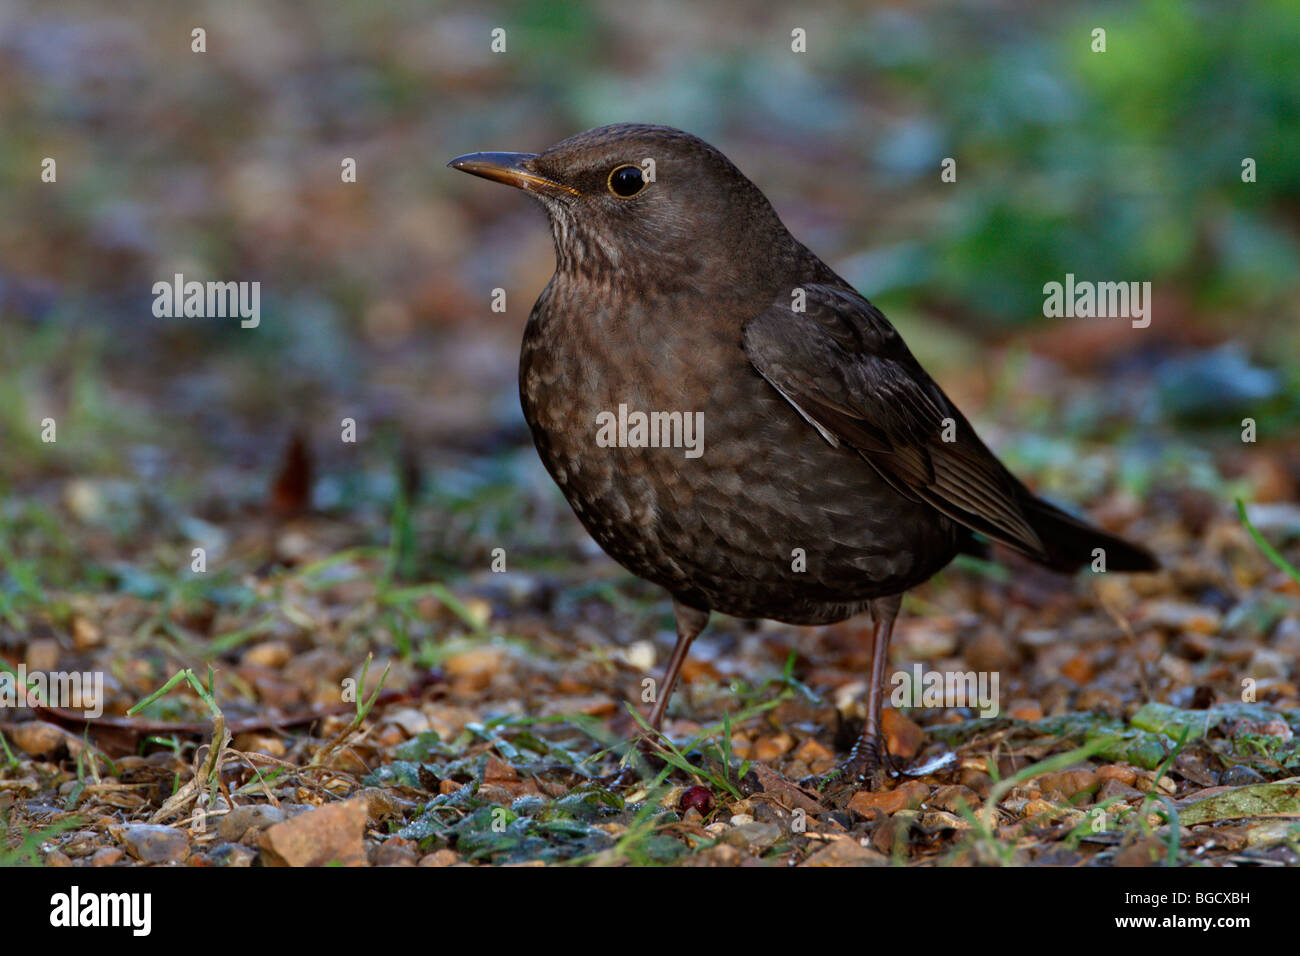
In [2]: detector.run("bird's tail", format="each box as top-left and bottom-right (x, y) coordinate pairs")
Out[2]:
(1019, 493), (1159, 573)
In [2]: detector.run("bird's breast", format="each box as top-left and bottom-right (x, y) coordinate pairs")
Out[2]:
(518, 279), (960, 620)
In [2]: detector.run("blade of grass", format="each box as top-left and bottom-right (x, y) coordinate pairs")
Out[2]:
(1237, 498), (1300, 585)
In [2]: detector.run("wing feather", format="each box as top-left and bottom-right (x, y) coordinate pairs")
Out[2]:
(743, 284), (1049, 562)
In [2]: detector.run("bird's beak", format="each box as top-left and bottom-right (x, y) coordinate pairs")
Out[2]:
(446, 152), (581, 198)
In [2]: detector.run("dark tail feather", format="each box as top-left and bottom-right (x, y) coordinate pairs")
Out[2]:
(1021, 495), (1159, 573)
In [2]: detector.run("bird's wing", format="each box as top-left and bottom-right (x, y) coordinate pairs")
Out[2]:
(742, 282), (1050, 562)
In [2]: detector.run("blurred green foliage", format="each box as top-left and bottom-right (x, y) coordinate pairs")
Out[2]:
(886, 0), (1300, 321)
(0, 0), (1296, 493)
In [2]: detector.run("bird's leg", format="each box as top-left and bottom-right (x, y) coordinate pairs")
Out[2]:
(645, 599), (710, 734)
(610, 600), (708, 786)
(827, 593), (902, 794)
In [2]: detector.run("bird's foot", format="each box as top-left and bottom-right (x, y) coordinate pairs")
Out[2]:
(631, 728), (672, 768)
(814, 738), (894, 804)
(816, 760), (886, 804)
(599, 727), (669, 789)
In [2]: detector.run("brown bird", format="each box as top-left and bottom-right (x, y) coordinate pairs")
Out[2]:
(449, 125), (1157, 789)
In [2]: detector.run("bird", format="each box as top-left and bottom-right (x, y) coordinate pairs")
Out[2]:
(448, 124), (1158, 791)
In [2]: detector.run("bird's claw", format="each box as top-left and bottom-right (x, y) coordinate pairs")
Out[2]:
(599, 727), (669, 789)
(814, 738), (897, 803)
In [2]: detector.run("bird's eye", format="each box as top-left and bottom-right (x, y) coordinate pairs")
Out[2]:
(607, 164), (647, 198)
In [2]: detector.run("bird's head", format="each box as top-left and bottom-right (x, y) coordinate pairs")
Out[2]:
(449, 124), (793, 293)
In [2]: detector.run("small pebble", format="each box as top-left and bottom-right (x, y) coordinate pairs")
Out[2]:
(753, 733), (794, 761)
(119, 824), (190, 864)
(90, 847), (124, 867)
(218, 804), (288, 842)
(847, 781), (929, 817)
(419, 849), (461, 867)
(1219, 765), (1265, 787)
(204, 843), (257, 867)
